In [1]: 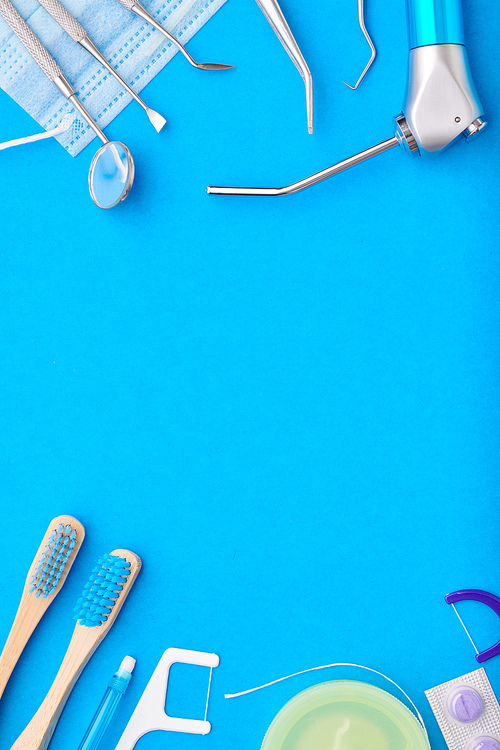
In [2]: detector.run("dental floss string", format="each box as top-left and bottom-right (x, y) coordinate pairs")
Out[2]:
(0, 114), (127, 197)
(204, 666), (214, 722)
(451, 603), (480, 655)
(0, 114), (74, 150)
(225, 661), (429, 741)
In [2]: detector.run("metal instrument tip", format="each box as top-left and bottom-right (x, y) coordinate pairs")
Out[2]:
(147, 108), (167, 132)
(199, 63), (234, 70)
(342, 0), (376, 90)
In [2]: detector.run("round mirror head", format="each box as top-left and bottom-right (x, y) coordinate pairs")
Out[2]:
(89, 141), (134, 209)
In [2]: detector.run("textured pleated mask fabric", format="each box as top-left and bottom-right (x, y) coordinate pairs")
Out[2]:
(0, 0), (228, 155)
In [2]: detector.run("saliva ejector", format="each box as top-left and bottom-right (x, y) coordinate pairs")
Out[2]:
(207, 0), (486, 196)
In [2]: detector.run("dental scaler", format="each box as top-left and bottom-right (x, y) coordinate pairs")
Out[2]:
(207, 0), (486, 196)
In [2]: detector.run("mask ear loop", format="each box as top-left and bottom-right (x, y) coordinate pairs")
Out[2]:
(225, 661), (429, 743)
(0, 114), (74, 150)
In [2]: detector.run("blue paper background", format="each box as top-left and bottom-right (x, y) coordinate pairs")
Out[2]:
(1, 1), (499, 749)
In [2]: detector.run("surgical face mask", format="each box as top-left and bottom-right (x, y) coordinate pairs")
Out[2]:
(0, 0), (228, 156)
(425, 668), (500, 750)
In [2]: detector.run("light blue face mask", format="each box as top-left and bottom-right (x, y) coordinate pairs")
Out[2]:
(0, 0), (228, 156)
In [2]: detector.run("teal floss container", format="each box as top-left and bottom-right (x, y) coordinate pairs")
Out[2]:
(78, 656), (135, 750)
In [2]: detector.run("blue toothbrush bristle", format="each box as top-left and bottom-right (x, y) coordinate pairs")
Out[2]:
(74, 554), (131, 627)
(29, 524), (79, 599)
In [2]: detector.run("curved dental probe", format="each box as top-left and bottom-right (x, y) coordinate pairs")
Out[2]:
(445, 589), (500, 663)
(35, 0), (167, 132)
(0, 0), (134, 209)
(255, 0), (313, 134)
(342, 0), (376, 90)
(115, 0), (234, 71)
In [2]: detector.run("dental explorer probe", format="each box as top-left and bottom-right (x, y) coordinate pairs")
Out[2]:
(35, 0), (166, 132)
(208, 0), (486, 196)
(0, 0), (134, 208)
(342, 0), (376, 90)
(255, 0), (313, 134)
(114, 0), (233, 71)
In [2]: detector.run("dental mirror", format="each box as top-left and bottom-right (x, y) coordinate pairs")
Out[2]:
(89, 141), (135, 209)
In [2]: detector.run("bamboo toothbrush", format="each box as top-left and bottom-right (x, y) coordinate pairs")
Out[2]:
(10, 550), (141, 750)
(0, 515), (85, 702)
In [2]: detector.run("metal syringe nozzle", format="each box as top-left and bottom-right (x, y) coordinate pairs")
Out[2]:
(206, 107), (487, 197)
(207, 136), (399, 196)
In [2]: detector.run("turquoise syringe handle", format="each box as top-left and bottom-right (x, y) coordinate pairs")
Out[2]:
(77, 658), (135, 750)
(406, 0), (465, 48)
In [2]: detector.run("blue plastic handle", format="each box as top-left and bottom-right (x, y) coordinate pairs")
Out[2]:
(406, 0), (465, 48)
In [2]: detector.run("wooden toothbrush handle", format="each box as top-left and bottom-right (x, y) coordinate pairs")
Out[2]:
(9, 549), (141, 750)
(9, 625), (101, 750)
(0, 515), (85, 703)
(0, 597), (51, 701)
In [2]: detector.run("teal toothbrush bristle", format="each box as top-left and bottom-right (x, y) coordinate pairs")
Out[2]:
(74, 554), (131, 627)
(29, 523), (77, 598)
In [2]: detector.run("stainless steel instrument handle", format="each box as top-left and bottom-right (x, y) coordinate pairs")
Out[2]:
(37, 0), (87, 43)
(0, 0), (63, 80)
(254, 0), (305, 76)
(116, 0), (136, 11)
(0, 0), (108, 143)
(254, 0), (313, 133)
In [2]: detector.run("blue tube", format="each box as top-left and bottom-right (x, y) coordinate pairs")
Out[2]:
(77, 657), (135, 750)
(406, 0), (465, 48)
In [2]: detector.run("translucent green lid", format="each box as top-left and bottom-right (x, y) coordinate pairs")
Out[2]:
(261, 681), (430, 750)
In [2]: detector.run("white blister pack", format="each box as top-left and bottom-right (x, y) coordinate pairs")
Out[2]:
(425, 668), (500, 750)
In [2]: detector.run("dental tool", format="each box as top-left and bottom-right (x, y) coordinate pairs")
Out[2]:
(114, 0), (233, 71)
(0, 113), (74, 150)
(446, 589), (500, 663)
(207, 0), (486, 197)
(36, 0), (166, 132)
(342, 0), (376, 90)
(115, 648), (220, 750)
(0, 0), (135, 209)
(255, 0), (313, 134)
(78, 656), (136, 750)
(9, 551), (141, 750)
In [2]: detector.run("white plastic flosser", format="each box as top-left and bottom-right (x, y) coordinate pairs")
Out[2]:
(207, 0), (486, 196)
(114, 648), (220, 750)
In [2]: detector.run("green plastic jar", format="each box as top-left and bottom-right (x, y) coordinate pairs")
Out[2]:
(261, 681), (430, 750)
